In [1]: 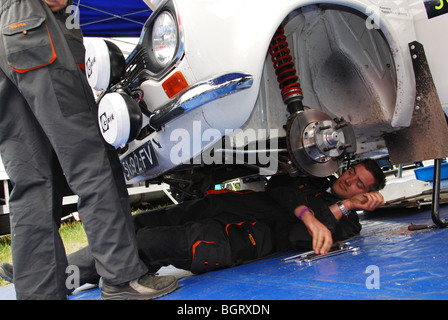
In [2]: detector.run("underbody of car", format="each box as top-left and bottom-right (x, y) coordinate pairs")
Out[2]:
(85, 0), (448, 200)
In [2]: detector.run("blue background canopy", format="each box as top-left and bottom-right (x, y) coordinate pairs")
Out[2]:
(74, 0), (153, 37)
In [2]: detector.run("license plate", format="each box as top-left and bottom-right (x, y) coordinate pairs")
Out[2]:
(121, 141), (158, 181)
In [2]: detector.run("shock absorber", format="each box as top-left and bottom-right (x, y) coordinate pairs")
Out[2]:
(270, 27), (357, 177)
(269, 26), (304, 114)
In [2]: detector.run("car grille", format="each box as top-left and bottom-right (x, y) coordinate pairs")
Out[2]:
(122, 46), (148, 89)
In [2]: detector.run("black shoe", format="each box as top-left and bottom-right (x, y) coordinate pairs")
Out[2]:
(0, 262), (13, 283)
(101, 273), (178, 300)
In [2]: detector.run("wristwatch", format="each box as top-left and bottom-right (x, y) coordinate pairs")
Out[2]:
(336, 200), (350, 217)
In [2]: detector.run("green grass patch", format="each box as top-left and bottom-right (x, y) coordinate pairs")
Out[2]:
(0, 203), (172, 289)
(0, 219), (88, 288)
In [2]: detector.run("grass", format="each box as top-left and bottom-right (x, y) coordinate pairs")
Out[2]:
(0, 235), (12, 287)
(0, 203), (170, 288)
(0, 219), (88, 288)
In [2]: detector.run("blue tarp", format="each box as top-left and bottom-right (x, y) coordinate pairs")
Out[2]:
(74, 0), (152, 37)
(2, 204), (448, 300)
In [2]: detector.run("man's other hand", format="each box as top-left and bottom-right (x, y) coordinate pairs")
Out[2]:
(295, 206), (333, 255)
(346, 191), (384, 212)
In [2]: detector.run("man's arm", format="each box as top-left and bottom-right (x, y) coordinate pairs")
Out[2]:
(44, 0), (68, 12)
(329, 191), (384, 220)
(294, 206), (333, 255)
(293, 192), (384, 255)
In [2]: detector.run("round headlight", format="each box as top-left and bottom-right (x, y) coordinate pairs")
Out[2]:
(152, 11), (178, 67)
(98, 93), (142, 148)
(85, 39), (125, 92)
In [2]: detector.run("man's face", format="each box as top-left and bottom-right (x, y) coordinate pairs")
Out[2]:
(331, 164), (376, 199)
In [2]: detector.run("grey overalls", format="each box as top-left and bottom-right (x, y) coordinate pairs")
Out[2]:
(0, 0), (147, 299)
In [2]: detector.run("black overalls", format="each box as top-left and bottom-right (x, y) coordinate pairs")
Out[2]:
(0, 0), (146, 299)
(66, 177), (362, 287)
(131, 176), (362, 274)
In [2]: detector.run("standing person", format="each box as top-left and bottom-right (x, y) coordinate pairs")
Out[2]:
(0, 0), (177, 299)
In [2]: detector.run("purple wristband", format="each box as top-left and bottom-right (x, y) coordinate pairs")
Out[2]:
(297, 208), (313, 220)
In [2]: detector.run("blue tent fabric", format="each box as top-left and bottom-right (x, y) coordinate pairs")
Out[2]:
(74, 0), (152, 37)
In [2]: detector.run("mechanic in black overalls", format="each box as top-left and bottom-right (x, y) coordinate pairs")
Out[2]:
(0, 0), (177, 299)
(133, 159), (385, 273)
(1, 160), (384, 288)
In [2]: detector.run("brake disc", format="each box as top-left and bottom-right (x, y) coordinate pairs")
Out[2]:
(286, 109), (356, 177)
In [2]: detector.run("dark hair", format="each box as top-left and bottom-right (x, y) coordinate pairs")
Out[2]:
(358, 158), (386, 191)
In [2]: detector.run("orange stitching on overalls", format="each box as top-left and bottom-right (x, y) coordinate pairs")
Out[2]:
(9, 22), (27, 30)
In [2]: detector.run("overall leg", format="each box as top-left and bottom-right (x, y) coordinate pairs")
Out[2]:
(136, 226), (191, 273)
(0, 69), (68, 299)
(136, 220), (232, 275)
(67, 246), (100, 286)
(36, 6), (147, 284)
(132, 196), (228, 230)
(0, 0), (146, 287)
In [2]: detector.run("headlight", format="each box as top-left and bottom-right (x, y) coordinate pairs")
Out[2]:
(152, 11), (178, 67)
(85, 39), (125, 92)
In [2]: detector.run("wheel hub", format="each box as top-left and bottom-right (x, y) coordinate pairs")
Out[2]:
(286, 109), (356, 177)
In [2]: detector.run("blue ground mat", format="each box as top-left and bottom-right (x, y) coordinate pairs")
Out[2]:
(1, 204), (448, 300)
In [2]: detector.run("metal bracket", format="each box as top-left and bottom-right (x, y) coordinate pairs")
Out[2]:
(282, 242), (360, 265)
(431, 158), (448, 228)
(408, 158), (447, 229)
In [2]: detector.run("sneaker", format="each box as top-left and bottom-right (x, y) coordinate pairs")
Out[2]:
(101, 273), (178, 300)
(0, 262), (13, 283)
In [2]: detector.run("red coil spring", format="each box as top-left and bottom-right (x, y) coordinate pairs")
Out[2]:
(269, 26), (303, 103)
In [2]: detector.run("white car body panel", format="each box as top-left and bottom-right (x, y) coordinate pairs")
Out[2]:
(94, 0), (448, 184)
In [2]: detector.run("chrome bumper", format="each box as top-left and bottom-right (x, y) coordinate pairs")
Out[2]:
(150, 73), (254, 130)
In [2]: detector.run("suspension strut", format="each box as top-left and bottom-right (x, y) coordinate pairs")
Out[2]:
(269, 26), (304, 115)
(269, 25), (357, 177)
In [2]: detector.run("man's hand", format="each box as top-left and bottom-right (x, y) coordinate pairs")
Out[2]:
(44, 0), (68, 12)
(345, 191), (384, 212)
(295, 206), (333, 255)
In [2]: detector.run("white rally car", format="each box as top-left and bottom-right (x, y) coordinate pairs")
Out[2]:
(86, 0), (448, 199)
